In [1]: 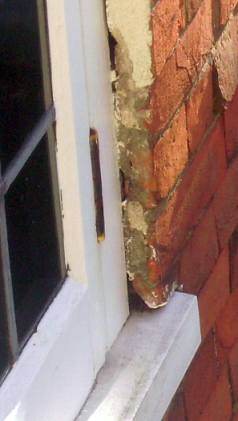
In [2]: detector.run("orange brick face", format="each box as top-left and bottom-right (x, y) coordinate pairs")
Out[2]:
(176, 0), (214, 79)
(146, 0), (238, 418)
(186, 68), (214, 153)
(183, 332), (222, 421)
(228, 340), (238, 403)
(156, 119), (226, 275)
(198, 247), (230, 338)
(154, 106), (188, 198)
(186, 0), (203, 22)
(224, 87), (238, 160)
(231, 229), (238, 291)
(216, 288), (238, 349)
(149, 54), (191, 133)
(180, 207), (219, 294)
(152, 0), (185, 77)
(220, 0), (238, 25)
(213, 154), (238, 248)
(197, 367), (232, 421)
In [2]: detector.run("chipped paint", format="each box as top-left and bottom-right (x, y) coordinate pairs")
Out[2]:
(106, 0), (153, 90)
(106, 0), (177, 308)
(127, 201), (148, 235)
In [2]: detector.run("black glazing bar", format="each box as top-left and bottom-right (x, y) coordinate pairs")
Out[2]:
(89, 129), (105, 242)
(0, 168), (18, 362)
(0, 106), (55, 196)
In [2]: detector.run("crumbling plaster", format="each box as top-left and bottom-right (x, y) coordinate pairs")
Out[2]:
(106, 0), (176, 308)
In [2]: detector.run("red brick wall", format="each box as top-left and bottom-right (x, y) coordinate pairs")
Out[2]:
(150, 0), (238, 419)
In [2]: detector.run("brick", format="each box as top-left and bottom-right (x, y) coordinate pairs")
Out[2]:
(229, 340), (238, 402)
(198, 247), (230, 338)
(156, 120), (227, 275)
(216, 288), (238, 349)
(214, 14), (238, 101)
(176, 0), (213, 81)
(213, 154), (238, 249)
(186, 0), (203, 22)
(184, 332), (221, 421)
(153, 106), (188, 198)
(163, 390), (186, 421)
(231, 229), (238, 291)
(180, 207), (219, 294)
(213, 327), (227, 369)
(186, 68), (214, 153)
(198, 366), (232, 421)
(224, 87), (238, 160)
(152, 0), (185, 77)
(149, 53), (191, 133)
(220, 0), (238, 26)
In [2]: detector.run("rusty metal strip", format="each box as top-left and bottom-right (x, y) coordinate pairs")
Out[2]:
(89, 129), (105, 242)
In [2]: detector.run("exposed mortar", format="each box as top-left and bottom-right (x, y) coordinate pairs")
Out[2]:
(106, 0), (177, 308)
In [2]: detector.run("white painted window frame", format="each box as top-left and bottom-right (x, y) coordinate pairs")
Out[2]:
(0, 2), (201, 420)
(0, 1), (129, 420)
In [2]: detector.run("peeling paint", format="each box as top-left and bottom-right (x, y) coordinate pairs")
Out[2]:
(106, 0), (176, 308)
(127, 201), (148, 235)
(106, 0), (153, 90)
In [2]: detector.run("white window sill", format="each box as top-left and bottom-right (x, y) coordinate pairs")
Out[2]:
(0, 278), (95, 421)
(0, 283), (200, 421)
(77, 292), (201, 421)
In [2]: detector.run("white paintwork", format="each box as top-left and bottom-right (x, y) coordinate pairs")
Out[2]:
(77, 292), (201, 421)
(79, 0), (129, 349)
(0, 279), (94, 421)
(0, 0), (129, 419)
(106, 0), (153, 89)
(46, 0), (129, 374)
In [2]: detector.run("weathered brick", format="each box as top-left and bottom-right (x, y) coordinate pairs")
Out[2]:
(214, 14), (238, 101)
(163, 390), (186, 421)
(176, 0), (213, 80)
(180, 207), (219, 294)
(153, 106), (188, 198)
(149, 53), (191, 133)
(152, 0), (185, 77)
(216, 288), (238, 349)
(156, 120), (226, 275)
(224, 87), (238, 160)
(197, 366), (232, 421)
(186, 68), (214, 153)
(231, 229), (238, 291)
(186, 0), (203, 23)
(213, 154), (238, 249)
(228, 340), (238, 402)
(198, 247), (230, 338)
(184, 332), (221, 421)
(220, 0), (238, 26)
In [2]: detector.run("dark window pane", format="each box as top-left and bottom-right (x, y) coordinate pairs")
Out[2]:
(5, 135), (63, 343)
(0, 1), (64, 344)
(0, 0), (45, 168)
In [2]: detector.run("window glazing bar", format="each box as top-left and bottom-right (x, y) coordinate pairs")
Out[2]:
(0, 106), (55, 196)
(0, 172), (18, 362)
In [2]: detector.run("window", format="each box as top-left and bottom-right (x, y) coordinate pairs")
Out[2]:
(0, 0), (65, 381)
(0, 1), (129, 419)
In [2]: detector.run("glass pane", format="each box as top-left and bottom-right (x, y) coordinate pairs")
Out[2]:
(0, 1), (64, 344)
(5, 136), (63, 343)
(0, 0), (46, 169)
